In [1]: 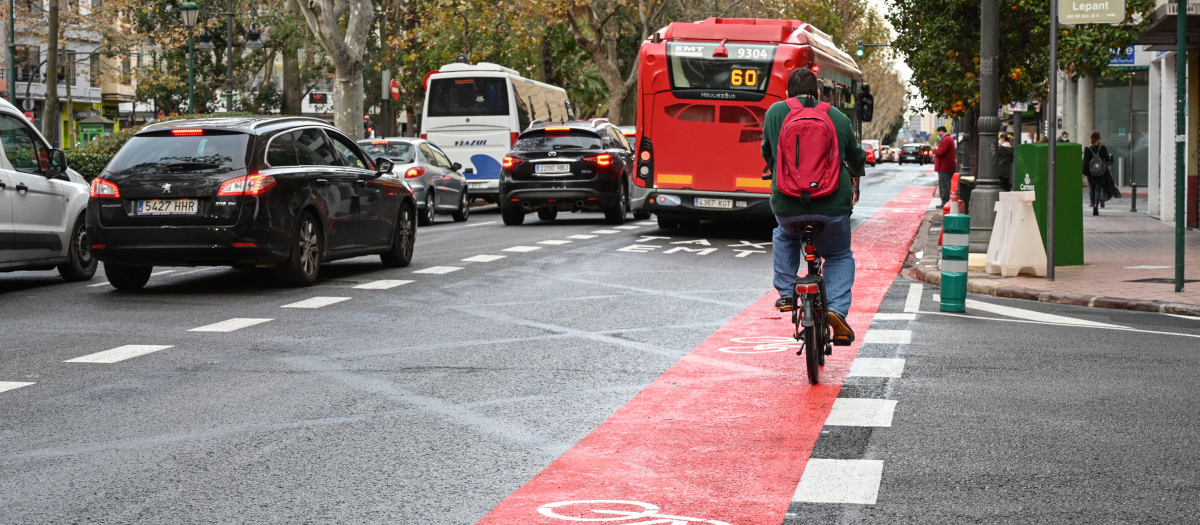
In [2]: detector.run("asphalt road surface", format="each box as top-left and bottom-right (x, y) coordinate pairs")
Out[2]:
(5, 162), (1196, 523)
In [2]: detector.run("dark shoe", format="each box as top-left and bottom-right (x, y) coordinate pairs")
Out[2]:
(828, 311), (855, 346)
(775, 297), (795, 312)
(1093, 207), (1099, 216)
(1100, 201), (1105, 208)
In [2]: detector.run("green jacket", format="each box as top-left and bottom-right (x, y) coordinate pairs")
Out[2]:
(760, 96), (865, 217)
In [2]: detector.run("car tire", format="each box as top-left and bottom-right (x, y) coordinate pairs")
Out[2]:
(537, 209), (557, 221)
(381, 203), (416, 267)
(604, 185), (627, 225)
(418, 192), (435, 226)
(104, 262), (152, 290)
(501, 203), (526, 225)
(57, 214), (97, 282)
(633, 210), (651, 220)
(276, 212), (322, 287)
(656, 215), (679, 229)
(451, 191), (470, 222)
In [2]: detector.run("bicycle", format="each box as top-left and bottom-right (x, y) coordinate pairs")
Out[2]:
(787, 221), (832, 384)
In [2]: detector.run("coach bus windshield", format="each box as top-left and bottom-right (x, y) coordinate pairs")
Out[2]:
(667, 42), (776, 94)
(427, 77), (510, 117)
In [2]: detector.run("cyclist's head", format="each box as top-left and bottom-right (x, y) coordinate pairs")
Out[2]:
(788, 68), (819, 99)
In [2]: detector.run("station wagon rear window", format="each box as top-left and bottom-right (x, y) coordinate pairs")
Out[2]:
(427, 77), (510, 117)
(107, 132), (248, 175)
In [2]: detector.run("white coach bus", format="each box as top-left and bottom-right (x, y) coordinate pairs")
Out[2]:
(421, 62), (572, 204)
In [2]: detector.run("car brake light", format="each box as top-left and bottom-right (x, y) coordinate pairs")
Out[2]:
(544, 127), (571, 132)
(91, 244), (106, 249)
(171, 129), (204, 136)
(90, 178), (120, 198)
(232, 242), (257, 247)
(218, 174), (276, 196)
(585, 153), (613, 167)
(502, 156), (523, 169)
(371, 140), (388, 145)
(804, 244), (816, 254)
(795, 283), (819, 295)
(405, 167), (426, 178)
(511, 132), (518, 147)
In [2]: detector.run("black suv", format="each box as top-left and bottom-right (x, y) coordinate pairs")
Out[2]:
(87, 117), (417, 288)
(500, 121), (634, 225)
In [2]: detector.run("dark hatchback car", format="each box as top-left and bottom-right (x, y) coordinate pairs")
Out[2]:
(898, 144), (926, 165)
(358, 138), (469, 225)
(87, 117), (417, 289)
(499, 121), (633, 225)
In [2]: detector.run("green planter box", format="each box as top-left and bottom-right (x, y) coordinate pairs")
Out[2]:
(1013, 142), (1084, 266)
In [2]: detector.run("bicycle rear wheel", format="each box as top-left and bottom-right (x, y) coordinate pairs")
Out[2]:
(803, 324), (820, 384)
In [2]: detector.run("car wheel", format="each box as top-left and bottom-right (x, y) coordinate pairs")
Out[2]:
(501, 203), (526, 225)
(104, 262), (152, 290)
(537, 208), (558, 221)
(57, 215), (97, 282)
(633, 210), (651, 220)
(381, 203), (416, 267)
(276, 212), (322, 287)
(604, 185), (627, 225)
(418, 192), (435, 226)
(451, 191), (470, 222)
(656, 214), (679, 229)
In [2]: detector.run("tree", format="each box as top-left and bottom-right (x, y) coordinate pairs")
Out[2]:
(296, 0), (374, 136)
(889, 0), (1154, 116)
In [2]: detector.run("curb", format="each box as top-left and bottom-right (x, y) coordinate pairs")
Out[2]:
(901, 211), (1200, 318)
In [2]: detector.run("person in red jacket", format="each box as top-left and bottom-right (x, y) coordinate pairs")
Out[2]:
(933, 126), (957, 206)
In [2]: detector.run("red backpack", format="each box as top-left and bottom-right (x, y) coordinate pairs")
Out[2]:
(776, 98), (840, 201)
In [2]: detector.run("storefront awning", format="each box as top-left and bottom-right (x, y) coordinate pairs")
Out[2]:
(1136, 3), (1200, 50)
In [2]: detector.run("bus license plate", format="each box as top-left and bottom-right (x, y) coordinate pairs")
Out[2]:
(468, 181), (487, 189)
(536, 164), (571, 174)
(694, 198), (733, 209)
(137, 199), (198, 215)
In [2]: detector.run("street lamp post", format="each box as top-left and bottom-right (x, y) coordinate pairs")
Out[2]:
(971, 0), (1002, 253)
(180, 2), (199, 115)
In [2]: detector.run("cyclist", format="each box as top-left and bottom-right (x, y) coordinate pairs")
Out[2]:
(761, 68), (864, 345)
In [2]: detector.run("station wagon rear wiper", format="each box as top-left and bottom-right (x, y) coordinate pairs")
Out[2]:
(161, 161), (222, 170)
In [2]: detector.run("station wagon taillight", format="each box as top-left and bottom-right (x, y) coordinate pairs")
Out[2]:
(90, 178), (120, 198)
(171, 129), (204, 136)
(218, 174), (276, 196)
(405, 167), (426, 178)
(585, 153), (613, 168)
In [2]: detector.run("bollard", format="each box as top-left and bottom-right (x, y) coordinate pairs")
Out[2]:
(940, 213), (970, 312)
(1131, 180), (1138, 213)
(939, 173), (966, 247)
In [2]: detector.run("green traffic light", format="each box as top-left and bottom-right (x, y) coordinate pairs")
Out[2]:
(857, 48), (864, 57)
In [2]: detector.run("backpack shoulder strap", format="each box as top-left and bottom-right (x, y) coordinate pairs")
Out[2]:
(785, 97), (805, 112)
(816, 101), (832, 113)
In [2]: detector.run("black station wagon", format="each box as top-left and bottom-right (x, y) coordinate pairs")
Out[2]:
(87, 117), (416, 289)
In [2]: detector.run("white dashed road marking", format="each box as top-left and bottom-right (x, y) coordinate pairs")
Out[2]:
(567, 234), (597, 240)
(847, 358), (906, 378)
(964, 298), (1121, 328)
(824, 398), (898, 427)
(413, 266), (463, 274)
(189, 318), (274, 332)
(462, 255), (506, 262)
(793, 459), (884, 504)
(467, 221), (497, 227)
(503, 246), (542, 252)
(65, 345), (174, 364)
(873, 313), (916, 321)
(150, 270), (177, 276)
(863, 330), (911, 345)
(282, 297), (352, 308)
(353, 279), (413, 289)
(903, 283), (923, 313)
(0, 382), (35, 394)
(87, 281), (112, 287)
(613, 225), (641, 229)
(537, 240), (572, 245)
(592, 230), (620, 234)
(636, 221), (657, 225)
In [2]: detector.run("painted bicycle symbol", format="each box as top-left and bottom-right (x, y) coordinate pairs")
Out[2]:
(717, 336), (803, 354)
(538, 500), (732, 524)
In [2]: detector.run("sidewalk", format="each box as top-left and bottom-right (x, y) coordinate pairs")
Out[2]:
(904, 192), (1200, 317)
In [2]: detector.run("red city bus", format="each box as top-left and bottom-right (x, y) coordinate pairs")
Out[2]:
(630, 18), (867, 227)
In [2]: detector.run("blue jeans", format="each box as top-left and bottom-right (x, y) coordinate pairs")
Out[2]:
(773, 214), (855, 317)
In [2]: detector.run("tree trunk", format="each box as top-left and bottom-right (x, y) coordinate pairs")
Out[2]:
(333, 64), (364, 139)
(295, 0), (373, 137)
(607, 88), (625, 125)
(65, 65), (74, 148)
(282, 46), (302, 115)
(42, 0), (59, 145)
(541, 28), (554, 84)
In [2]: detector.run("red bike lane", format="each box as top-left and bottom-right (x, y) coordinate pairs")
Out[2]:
(477, 187), (935, 525)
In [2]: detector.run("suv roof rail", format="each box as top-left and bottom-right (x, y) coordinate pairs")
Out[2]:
(528, 119), (546, 130)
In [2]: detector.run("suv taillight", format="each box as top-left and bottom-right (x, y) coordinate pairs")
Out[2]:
(90, 178), (120, 198)
(502, 156), (523, 170)
(218, 174), (276, 196)
(584, 153), (613, 168)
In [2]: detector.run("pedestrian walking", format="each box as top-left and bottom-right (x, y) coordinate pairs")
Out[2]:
(1083, 130), (1112, 216)
(993, 133), (1014, 191)
(933, 126), (956, 207)
(761, 67), (865, 344)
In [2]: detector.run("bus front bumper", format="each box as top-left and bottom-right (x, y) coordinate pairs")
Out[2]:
(631, 186), (773, 220)
(465, 179), (500, 201)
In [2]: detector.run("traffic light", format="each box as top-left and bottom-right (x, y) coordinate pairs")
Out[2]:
(856, 40), (864, 57)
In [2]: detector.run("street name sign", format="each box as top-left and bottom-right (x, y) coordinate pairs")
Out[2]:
(1060, 0), (1126, 24)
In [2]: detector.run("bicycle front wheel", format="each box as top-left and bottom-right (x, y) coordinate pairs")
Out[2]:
(804, 324), (820, 384)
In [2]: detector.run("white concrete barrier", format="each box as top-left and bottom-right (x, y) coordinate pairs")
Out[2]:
(985, 191), (1047, 277)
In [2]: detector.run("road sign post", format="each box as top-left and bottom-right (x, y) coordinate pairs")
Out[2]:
(1177, 0), (1187, 292)
(381, 71), (392, 138)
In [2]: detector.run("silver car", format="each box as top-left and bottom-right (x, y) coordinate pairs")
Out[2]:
(359, 138), (469, 225)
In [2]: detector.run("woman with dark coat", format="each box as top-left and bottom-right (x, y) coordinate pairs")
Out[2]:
(1082, 130), (1112, 216)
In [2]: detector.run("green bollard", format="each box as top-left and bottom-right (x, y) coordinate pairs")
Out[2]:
(940, 213), (970, 312)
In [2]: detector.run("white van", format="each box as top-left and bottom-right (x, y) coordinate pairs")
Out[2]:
(421, 62), (571, 203)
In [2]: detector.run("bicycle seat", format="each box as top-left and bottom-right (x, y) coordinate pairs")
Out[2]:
(795, 221), (825, 233)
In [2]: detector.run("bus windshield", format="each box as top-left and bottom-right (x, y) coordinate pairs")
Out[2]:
(427, 77), (509, 117)
(668, 42), (776, 94)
